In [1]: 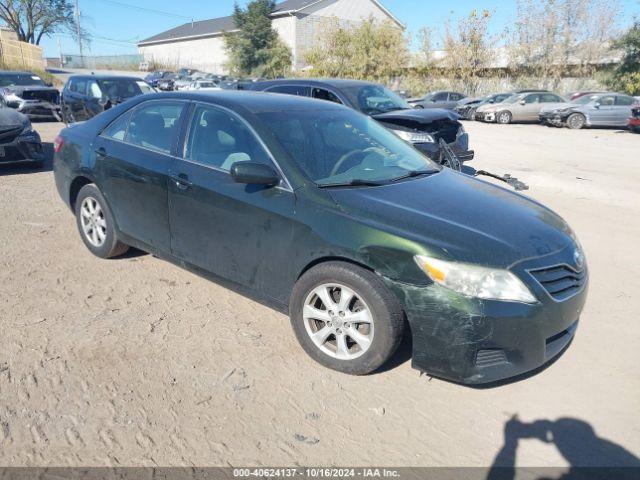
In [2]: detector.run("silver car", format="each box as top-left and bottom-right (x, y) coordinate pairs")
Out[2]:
(476, 92), (566, 124)
(539, 93), (637, 129)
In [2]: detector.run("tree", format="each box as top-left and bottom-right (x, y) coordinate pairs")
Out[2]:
(439, 9), (495, 95)
(508, 0), (621, 89)
(224, 0), (291, 78)
(607, 21), (640, 95)
(0, 0), (79, 45)
(304, 17), (409, 83)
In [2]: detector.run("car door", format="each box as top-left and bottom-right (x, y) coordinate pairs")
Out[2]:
(596, 95), (617, 125)
(63, 78), (87, 122)
(613, 95), (634, 126)
(94, 100), (187, 252)
(167, 102), (296, 301)
(515, 94), (541, 121)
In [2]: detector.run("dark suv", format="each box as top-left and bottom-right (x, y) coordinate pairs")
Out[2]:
(252, 79), (473, 164)
(61, 75), (155, 124)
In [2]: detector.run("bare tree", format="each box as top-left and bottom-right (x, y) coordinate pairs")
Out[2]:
(439, 9), (496, 95)
(508, 0), (621, 89)
(0, 0), (80, 45)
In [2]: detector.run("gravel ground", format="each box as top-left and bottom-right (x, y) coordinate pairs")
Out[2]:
(1, 120), (639, 468)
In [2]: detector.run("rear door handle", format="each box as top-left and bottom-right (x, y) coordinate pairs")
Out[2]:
(170, 173), (193, 190)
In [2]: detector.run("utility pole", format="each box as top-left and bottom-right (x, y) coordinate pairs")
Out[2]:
(74, 0), (83, 64)
(57, 36), (63, 66)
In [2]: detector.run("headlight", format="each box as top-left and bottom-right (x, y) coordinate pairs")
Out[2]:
(393, 129), (435, 144)
(414, 255), (537, 303)
(5, 93), (23, 104)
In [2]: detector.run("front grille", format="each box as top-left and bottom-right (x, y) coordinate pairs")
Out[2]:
(20, 90), (59, 103)
(0, 125), (23, 143)
(475, 349), (508, 368)
(529, 265), (586, 301)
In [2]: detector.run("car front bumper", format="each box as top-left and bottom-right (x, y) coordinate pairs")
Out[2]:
(14, 100), (62, 120)
(475, 111), (497, 122)
(383, 245), (588, 385)
(539, 112), (570, 126)
(414, 132), (474, 163)
(0, 129), (44, 164)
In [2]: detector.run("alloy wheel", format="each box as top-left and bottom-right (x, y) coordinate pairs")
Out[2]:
(80, 197), (107, 247)
(303, 283), (374, 360)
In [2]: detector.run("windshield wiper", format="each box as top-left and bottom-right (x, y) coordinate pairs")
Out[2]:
(388, 169), (439, 183)
(317, 178), (387, 188)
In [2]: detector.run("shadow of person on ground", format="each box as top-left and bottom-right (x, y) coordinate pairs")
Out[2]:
(487, 415), (640, 480)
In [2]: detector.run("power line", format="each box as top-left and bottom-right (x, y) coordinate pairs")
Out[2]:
(94, 0), (193, 20)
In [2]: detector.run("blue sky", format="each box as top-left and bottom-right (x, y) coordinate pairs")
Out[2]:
(39, 0), (640, 57)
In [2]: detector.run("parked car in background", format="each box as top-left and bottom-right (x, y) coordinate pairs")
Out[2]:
(408, 91), (467, 110)
(630, 106), (640, 133)
(184, 80), (221, 91)
(144, 71), (174, 88)
(61, 75), (155, 124)
(53, 91), (587, 384)
(454, 93), (512, 120)
(539, 93), (636, 129)
(252, 79), (474, 164)
(0, 71), (61, 121)
(157, 74), (177, 91)
(0, 98), (44, 167)
(476, 91), (566, 124)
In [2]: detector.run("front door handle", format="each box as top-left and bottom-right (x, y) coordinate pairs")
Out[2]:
(170, 173), (193, 190)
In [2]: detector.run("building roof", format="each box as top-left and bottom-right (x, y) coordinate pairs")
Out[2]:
(138, 0), (403, 46)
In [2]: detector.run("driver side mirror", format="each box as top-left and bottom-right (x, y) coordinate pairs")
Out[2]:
(519, 100), (526, 105)
(230, 162), (280, 187)
(593, 102), (601, 109)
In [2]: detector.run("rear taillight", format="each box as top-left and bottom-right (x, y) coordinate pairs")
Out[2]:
(53, 135), (64, 153)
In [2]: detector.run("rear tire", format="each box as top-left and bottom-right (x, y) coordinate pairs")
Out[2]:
(75, 184), (129, 259)
(567, 113), (586, 130)
(496, 111), (512, 124)
(290, 261), (404, 375)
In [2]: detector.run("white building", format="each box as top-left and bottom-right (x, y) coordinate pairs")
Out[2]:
(137, 0), (403, 73)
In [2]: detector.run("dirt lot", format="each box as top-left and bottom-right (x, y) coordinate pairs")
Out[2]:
(1, 120), (639, 468)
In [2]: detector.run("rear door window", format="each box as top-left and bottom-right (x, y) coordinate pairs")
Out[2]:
(312, 88), (342, 104)
(125, 102), (185, 154)
(615, 95), (634, 106)
(599, 96), (615, 106)
(267, 85), (310, 97)
(449, 93), (464, 101)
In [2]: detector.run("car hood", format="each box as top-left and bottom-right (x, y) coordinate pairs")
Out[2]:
(0, 106), (28, 126)
(476, 103), (503, 113)
(2, 85), (59, 96)
(329, 169), (573, 269)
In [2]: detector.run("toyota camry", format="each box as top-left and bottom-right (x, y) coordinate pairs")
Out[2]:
(53, 91), (588, 384)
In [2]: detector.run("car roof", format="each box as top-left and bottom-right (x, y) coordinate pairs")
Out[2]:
(142, 90), (348, 113)
(67, 74), (143, 81)
(253, 78), (380, 90)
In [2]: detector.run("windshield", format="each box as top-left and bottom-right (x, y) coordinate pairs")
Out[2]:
(0, 73), (46, 87)
(97, 79), (143, 99)
(341, 85), (411, 115)
(259, 108), (440, 186)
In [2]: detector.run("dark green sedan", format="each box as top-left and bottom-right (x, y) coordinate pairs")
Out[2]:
(53, 91), (588, 384)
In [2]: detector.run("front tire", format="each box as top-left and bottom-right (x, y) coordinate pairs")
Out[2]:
(497, 111), (512, 124)
(567, 113), (586, 130)
(75, 184), (129, 258)
(290, 262), (404, 375)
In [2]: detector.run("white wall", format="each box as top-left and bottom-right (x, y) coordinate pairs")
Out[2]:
(306, 0), (393, 23)
(139, 36), (230, 74)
